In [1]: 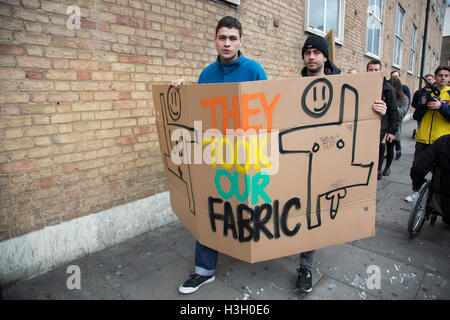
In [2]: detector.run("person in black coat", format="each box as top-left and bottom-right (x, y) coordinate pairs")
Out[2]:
(366, 60), (400, 180)
(410, 134), (450, 220)
(389, 71), (410, 159)
(410, 74), (434, 139)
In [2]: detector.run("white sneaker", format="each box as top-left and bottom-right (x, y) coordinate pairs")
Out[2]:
(405, 191), (419, 203)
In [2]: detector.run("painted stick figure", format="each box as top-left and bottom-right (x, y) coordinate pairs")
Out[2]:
(160, 86), (197, 215)
(279, 78), (374, 229)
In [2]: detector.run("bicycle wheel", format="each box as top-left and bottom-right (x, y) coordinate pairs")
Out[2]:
(408, 181), (431, 239)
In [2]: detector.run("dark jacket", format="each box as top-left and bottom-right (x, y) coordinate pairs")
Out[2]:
(381, 77), (400, 136)
(410, 134), (450, 215)
(413, 87), (450, 145)
(301, 60), (341, 77)
(411, 89), (422, 109)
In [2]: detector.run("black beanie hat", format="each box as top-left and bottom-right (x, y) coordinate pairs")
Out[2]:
(302, 34), (329, 60)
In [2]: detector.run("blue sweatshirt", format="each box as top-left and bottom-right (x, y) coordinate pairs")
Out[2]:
(198, 51), (267, 84)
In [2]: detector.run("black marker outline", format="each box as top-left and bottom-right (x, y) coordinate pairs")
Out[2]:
(301, 78), (333, 117)
(279, 81), (374, 229)
(160, 86), (197, 215)
(167, 85), (181, 121)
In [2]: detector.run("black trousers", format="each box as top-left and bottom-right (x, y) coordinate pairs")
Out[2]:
(378, 141), (395, 172)
(410, 141), (430, 191)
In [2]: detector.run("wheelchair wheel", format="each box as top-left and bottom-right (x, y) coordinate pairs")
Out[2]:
(408, 181), (431, 239)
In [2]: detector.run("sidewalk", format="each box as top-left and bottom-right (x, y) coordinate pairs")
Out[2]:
(2, 119), (450, 300)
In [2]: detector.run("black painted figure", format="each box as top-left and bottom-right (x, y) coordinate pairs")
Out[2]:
(160, 86), (197, 215)
(280, 79), (374, 229)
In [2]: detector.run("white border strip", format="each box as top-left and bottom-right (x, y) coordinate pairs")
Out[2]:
(0, 191), (175, 285)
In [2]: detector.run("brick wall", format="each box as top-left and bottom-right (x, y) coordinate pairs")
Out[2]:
(380, 0), (444, 91)
(441, 36), (450, 66)
(0, 0), (180, 241)
(0, 0), (444, 243)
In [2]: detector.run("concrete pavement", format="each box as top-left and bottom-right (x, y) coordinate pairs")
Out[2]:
(2, 119), (450, 300)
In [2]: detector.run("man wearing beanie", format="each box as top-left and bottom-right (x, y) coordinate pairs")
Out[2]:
(294, 34), (342, 294)
(295, 34), (387, 294)
(366, 59), (400, 181)
(301, 34), (341, 76)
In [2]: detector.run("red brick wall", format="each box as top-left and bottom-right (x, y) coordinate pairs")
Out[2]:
(0, 0), (444, 242)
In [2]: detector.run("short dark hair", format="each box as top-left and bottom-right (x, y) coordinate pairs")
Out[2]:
(434, 65), (450, 76)
(390, 70), (400, 77)
(366, 59), (381, 71)
(216, 16), (242, 38)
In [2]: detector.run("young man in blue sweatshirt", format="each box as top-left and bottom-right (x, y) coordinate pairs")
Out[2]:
(176, 16), (268, 295)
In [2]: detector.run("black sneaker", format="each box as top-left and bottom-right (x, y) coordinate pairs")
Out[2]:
(296, 267), (312, 293)
(178, 273), (215, 294)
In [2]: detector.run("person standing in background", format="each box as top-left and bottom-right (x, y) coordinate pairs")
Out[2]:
(405, 66), (450, 203)
(366, 60), (400, 180)
(382, 77), (409, 176)
(389, 71), (410, 159)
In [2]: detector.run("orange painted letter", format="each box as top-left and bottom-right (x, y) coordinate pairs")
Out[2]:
(201, 96), (227, 130)
(259, 92), (280, 131)
(241, 93), (262, 131)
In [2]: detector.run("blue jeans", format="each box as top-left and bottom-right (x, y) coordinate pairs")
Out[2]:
(194, 241), (315, 276)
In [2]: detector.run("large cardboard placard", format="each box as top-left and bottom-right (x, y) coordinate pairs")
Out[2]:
(152, 72), (383, 263)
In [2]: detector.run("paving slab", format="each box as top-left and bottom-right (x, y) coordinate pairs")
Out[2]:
(213, 254), (315, 300)
(313, 243), (424, 300)
(376, 193), (416, 233)
(381, 170), (413, 186)
(3, 258), (121, 300)
(157, 222), (197, 264)
(381, 181), (415, 198)
(375, 192), (450, 245)
(416, 273), (450, 300)
(117, 257), (243, 300)
(303, 276), (378, 300)
(84, 243), (182, 290)
(354, 225), (450, 279)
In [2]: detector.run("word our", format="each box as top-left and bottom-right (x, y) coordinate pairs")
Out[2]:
(215, 170), (271, 205)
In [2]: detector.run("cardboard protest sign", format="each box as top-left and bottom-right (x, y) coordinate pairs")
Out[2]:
(152, 72), (383, 263)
